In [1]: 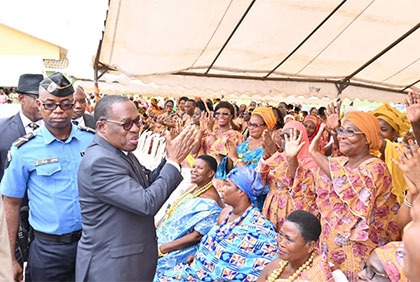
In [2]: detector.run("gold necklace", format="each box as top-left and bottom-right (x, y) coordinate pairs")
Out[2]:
(267, 253), (314, 282)
(159, 181), (213, 230)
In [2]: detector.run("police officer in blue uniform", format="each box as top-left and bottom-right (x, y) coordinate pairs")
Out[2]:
(1, 72), (94, 282)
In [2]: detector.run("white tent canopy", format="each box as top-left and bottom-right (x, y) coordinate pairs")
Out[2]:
(97, 0), (420, 104)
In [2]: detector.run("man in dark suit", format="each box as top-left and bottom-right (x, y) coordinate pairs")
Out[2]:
(71, 85), (96, 129)
(0, 74), (44, 181)
(76, 95), (198, 281)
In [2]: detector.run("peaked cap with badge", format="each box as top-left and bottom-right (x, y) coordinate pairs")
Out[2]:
(16, 74), (44, 96)
(40, 72), (74, 97)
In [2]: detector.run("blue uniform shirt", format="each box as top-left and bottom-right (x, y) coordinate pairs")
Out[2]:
(1, 125), (94, 235)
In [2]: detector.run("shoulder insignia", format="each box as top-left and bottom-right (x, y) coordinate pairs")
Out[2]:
(80, 126), (96, 134)
(12, 132), (36, 148)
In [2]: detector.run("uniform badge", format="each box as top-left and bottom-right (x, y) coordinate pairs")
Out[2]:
(34, 157), (59, 166)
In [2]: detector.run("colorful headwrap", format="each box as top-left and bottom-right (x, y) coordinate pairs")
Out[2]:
(372, 103), (411, 137)
(374, 241), (407, 282)
(252, 107), (276, 130)
(151, 98), (158, 106)
(343, 111), (382, 155)
(226, 166), (264, 203)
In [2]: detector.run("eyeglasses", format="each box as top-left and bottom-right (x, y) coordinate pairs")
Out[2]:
(248, 122), (266, 129)
(362, 262), (389, 280)
(214, 112), (231, 117)
(336, 126), (364, 137)
(102, 116), (143, 131)
(41, 101), (74, 111)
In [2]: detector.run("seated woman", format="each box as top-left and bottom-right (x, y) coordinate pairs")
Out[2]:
(154, 155), (224, 280)
(157, 166), (278, 281)
(257, 210), (334, 282)
(357, 241), (407, 282)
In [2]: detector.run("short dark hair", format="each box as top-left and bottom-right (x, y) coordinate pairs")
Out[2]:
(286, 210), (321, 242)
(94, 95), (130, 123)
(197, 155), (218, 172)
(186, 99), (196, 106)
(215, 101), (234, 116)
(179, 96), (188, 102)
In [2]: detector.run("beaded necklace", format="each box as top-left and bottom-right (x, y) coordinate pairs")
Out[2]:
(213, 205), (253, 239)
(267, 253), (314, 282)
(159, 181), (214, 230)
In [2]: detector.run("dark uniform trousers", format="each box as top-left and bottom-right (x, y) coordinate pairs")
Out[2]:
(28, 232), (80, 282)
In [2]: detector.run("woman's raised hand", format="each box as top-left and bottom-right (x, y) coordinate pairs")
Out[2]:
(325, 101), (341, 130)
(393, 140), (420, 195)
(284, 128), (304, 159)
(226, 139), (238, 160)
(405, 90), (420, 124)
(262, 129), (278, 159)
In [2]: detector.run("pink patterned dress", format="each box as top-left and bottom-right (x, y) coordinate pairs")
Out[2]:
(257, 151), (318, 232)
(314, 156), (400, 281)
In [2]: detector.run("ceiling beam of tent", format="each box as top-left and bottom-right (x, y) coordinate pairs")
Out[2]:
(403, 78), (420, 92)
(264, 0), (347, 79)
(205, 0), (256, 75)
(336, 22), (420, 94)
(175, 71), (407, 96)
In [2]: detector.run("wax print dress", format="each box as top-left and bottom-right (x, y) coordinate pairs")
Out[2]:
(154, 197), (222, 280)
(314, 156), (400, 281)
(157, 206), (278, 282)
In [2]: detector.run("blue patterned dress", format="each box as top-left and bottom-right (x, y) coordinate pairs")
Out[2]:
(156, 206), (278, 282)
(154, 197), (222, 280)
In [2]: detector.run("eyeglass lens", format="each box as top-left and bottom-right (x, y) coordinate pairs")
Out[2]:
(122, 116), (142, 130)
(42, 102), (74, 111)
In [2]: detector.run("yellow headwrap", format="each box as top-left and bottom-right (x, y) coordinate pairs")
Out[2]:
(372, 103), (411, 137)
(343, 111), (382, 156)
(252, 107), (276, 130)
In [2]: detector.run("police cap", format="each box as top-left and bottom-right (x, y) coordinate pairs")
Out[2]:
(40, 72), (74, 97)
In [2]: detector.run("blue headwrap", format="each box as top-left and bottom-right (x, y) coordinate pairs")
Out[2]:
(226, 167), (264, 203)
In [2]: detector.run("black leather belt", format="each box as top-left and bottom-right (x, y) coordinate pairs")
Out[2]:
(34, 230), (82, 243)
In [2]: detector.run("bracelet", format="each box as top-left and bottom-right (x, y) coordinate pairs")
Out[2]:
(158, 245), (167, 258)
(404, 194), (413, 208)
(233, 158), (243, 166)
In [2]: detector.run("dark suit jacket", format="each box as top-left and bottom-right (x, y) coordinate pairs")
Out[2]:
(0, 113), (25, 181)
(76, 135), (182, 282)
(82, 113), (96, 129)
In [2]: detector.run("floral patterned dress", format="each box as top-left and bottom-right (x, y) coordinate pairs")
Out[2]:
(257, 151), (318, 232)
(314, 156), (400, 281)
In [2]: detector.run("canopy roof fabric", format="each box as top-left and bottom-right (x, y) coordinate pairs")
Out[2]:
(98, 0), (420, 103)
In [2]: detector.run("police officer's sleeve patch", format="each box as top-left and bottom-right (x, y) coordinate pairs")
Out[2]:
(5, 150), (12, 169)
(12, 132), (36, 148)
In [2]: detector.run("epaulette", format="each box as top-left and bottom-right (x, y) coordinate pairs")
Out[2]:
(12, 132), (36, 148)
(80, 126), (96, 134)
